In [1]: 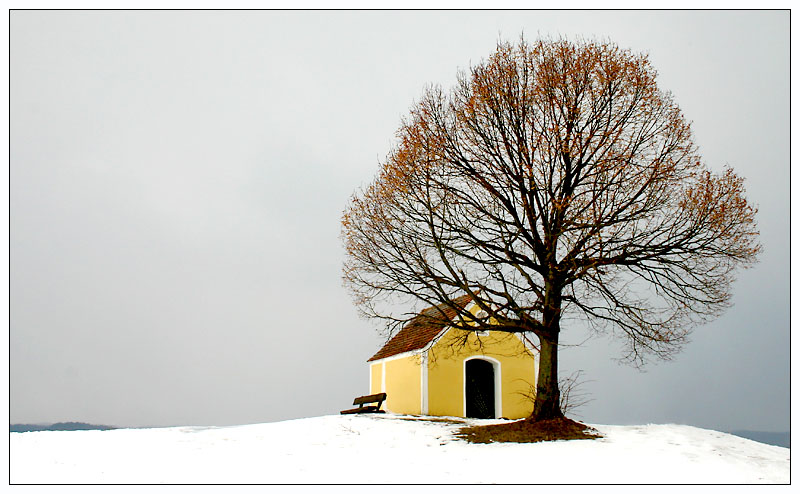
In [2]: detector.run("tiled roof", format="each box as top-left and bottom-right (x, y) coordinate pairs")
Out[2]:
(367, 294), (474, 362)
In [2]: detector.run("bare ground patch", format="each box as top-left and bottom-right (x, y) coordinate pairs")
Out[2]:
(456, 417), (603, 444)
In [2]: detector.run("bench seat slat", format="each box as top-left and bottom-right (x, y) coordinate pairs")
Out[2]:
(340, 392), (388, 415)
(352, 392), (387, 406)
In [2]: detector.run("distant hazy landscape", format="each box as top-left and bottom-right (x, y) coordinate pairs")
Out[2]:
(10, 422), (115, 433)
(726, 430), (790, 449)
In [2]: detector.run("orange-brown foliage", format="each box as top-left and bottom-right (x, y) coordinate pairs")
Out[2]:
(342, 37), (760, 371)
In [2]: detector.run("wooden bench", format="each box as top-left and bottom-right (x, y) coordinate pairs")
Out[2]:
(340, 393), (387, 414)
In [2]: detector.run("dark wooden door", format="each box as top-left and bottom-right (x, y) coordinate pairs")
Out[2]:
(465, 359), (495, 419)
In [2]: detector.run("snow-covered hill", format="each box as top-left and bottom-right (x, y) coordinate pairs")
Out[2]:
(11, 414), (789, 484)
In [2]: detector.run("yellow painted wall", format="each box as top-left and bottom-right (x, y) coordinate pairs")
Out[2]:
(368, 303), (538, 419)
(427, 328), (536, 419)
(370, 362), (383, 395)
(383, 355), (422, 415)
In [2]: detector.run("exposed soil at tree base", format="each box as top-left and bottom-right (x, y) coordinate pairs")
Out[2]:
(456, 417), (603, 444)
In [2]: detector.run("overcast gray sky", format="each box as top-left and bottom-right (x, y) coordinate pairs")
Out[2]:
(10, 10), (789, 432)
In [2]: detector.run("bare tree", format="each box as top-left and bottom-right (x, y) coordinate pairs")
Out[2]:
(341, 37), (761, 421)
(558, 370), (594, 418)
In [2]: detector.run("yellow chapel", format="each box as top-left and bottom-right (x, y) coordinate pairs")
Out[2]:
(367, 295), (539, 419)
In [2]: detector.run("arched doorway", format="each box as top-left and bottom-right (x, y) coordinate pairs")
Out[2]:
(465, 358), (496, 419)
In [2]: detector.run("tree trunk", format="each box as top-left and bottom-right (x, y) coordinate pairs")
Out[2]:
(531, 333), (563, 420)
(531, 279), (564, 421)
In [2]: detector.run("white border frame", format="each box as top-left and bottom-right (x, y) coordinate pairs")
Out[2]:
(462, 355), (502, 419)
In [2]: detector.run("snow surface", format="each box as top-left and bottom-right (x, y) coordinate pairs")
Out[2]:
(11, 414), (789, 484)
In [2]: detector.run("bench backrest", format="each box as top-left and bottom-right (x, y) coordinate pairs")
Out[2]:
(353, 392), (387, 406)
